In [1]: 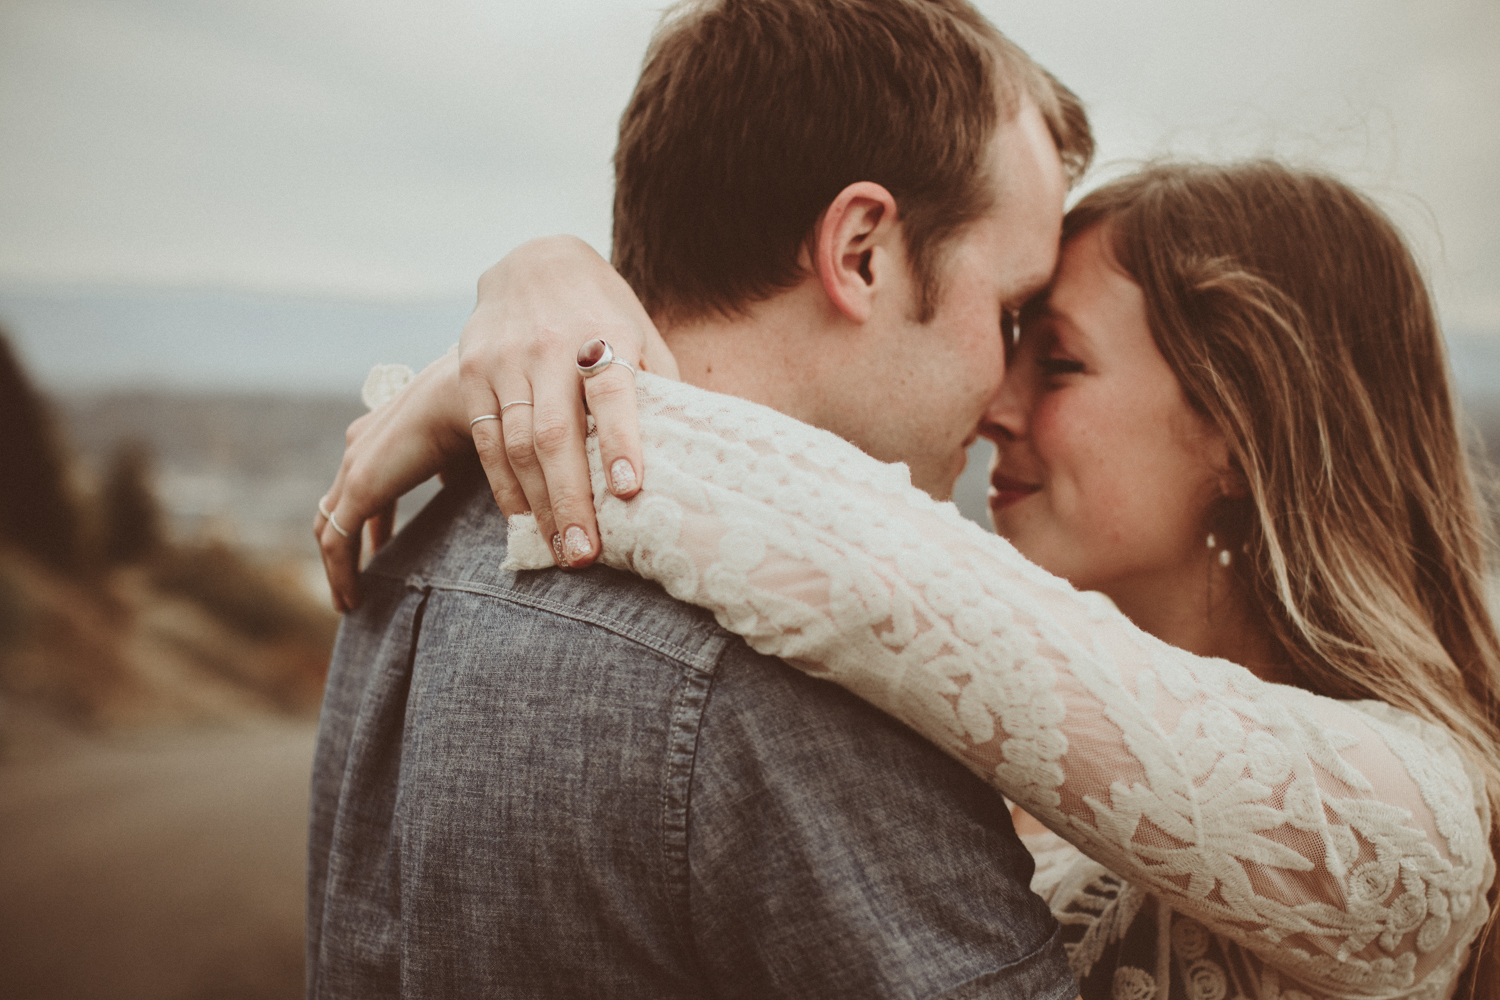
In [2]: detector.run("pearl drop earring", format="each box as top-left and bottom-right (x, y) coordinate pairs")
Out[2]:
(1207, 532), (1232, 568)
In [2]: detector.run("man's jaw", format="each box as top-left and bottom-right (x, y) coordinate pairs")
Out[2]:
(925, 427), (985, 501)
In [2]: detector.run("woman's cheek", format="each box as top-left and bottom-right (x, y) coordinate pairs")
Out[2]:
(1034, 394), (1102, 490)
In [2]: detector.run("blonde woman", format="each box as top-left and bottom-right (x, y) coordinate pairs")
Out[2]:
(318, 163), (1500, 1000)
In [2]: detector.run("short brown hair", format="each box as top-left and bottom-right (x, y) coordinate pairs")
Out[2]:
(1064, 162), (1500, 997)
(612, 0), (1093, 324)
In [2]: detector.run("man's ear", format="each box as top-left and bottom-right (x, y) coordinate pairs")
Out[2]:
(811, 182), (901, 324)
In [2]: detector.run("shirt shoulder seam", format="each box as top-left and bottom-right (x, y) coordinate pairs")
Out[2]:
(388, 570), (730, 674)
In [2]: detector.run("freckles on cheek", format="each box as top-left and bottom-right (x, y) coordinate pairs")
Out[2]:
(1089, 483), (1130, 548)
(1063, 426), (1131, 548)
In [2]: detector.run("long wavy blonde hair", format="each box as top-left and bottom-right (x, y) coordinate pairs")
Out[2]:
(1063, 162), (1500, 998)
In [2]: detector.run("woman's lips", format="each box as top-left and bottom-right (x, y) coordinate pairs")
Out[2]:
(988, 474), (1040, 509)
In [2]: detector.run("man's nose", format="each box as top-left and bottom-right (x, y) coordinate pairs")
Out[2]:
(978, 368), (1030, 443)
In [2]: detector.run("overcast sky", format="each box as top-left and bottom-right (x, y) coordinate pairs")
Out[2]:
(3, 0), (1498, 333)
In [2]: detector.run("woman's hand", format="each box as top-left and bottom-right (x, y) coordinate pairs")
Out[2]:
(459, 236), (677, 568)
(316, 349), (471, 612)
(316, 236), (674, 611)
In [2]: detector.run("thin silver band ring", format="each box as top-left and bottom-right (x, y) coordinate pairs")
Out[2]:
(606, 358), (637, 377)
(318, 498), (351, 539)
(471, 402), (533, 430)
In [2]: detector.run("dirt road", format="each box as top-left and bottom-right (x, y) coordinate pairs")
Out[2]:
(0, 720), (316, 1000)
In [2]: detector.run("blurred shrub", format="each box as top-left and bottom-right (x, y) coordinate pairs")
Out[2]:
(0, 331), (85, 573)
(100, 440), (166, 565)
(151, 541), (336, 647)
(0, 548), (136, 724)
(0, 558), (28, 650)
(0, 334), (340, 726)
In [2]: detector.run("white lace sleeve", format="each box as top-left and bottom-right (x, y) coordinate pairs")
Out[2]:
(502, 376), (1493, 998)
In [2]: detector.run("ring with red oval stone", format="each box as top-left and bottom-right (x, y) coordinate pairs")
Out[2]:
(576, 338), (636, 379)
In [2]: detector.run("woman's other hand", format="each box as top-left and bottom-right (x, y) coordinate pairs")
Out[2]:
(460, 236), (677, 569)
(316, 350), (470, 612)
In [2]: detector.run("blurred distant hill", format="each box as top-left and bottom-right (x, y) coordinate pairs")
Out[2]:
(1470, 398), (1500, 466)
(1445, 335), (1500, 495)
(59, 392), (367, 555)
(61, 393), (363, 478)
(55, 392), (445, 557)
(1447, 335), (1500, 402)
(0, 284), (468, 555)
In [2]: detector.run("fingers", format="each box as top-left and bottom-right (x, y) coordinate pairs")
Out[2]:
(316, 490), (363, 614)
(464, 376), (530, 519)
(460, 337), (602, 568)
(369, 502), (396, 552)
(530, 377), (599, 568)
(583, 365), (644, 500)
(499, 398), (557, 543)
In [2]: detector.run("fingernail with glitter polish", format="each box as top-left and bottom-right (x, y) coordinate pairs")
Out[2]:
(564, 525), (592, 564)
(551, 533), (564, 564)
(610, 458), (637, 495)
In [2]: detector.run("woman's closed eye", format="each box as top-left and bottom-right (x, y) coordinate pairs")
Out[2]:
(1038, 356), (1085, 377)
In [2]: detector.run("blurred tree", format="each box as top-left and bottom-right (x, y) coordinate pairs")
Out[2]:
(0, 331), (84, 572)
(100, 440), (166, 565)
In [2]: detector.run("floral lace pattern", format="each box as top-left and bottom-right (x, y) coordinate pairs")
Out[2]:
(361, 362), (414, 409)
(501, 376), (1494, 1000)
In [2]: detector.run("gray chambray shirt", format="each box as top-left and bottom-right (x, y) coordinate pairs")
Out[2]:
(306, 474), (1077, 1000)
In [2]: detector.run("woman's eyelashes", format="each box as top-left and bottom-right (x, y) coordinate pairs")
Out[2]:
(1038, 356), (1085, 378)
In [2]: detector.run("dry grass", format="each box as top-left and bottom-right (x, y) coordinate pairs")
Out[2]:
(0, 543), (335, 733)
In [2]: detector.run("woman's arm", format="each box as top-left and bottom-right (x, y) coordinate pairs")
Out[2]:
(504, 374), (1493, 997)
(316, 237), (673, 608)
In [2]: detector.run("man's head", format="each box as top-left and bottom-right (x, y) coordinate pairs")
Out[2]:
(805, 97), (1071, 496)
(612, 0), (1092, 495)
